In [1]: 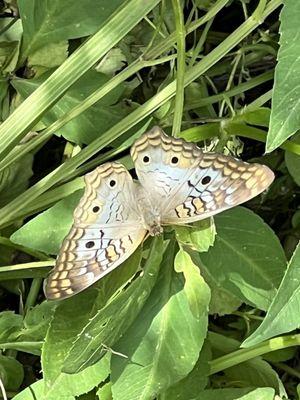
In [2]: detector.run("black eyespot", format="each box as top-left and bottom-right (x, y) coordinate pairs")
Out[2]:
(86, 241), (95, 249)
(201, 176), (211, 185)
(109, 179), (116, 187)
(171, 156), (179, 164)
(143, 155), (150, 163)
(93, 206), (100, 213)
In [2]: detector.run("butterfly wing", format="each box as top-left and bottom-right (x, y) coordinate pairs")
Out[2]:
(131, 126), (274, 225)
(44, 162), (146, 300)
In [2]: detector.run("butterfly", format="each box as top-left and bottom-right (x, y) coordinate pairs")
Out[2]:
(44, 126), (274, 300)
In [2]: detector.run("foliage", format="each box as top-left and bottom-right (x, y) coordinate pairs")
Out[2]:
(0, 0), (299, 399)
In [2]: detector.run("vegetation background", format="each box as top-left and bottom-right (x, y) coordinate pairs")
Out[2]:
(0, 0), (299, 399)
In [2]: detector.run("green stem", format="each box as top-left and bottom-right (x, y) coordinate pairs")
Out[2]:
(246, 89), (273, 111)
(185, 70), (273, 111)
(0, 261), (54, 281)
(24, 278), (43, 313)
(189, 17), (214, 66)
(171, 0), (186, 137)
(209, 334), (300, 374)
(272, 361), (300, 380)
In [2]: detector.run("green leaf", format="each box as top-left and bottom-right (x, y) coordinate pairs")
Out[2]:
(0, 302), (56, 355)
(62, 238), (164, 375)
(0, 154), (33, 207)
(175, 218), (216, 252)
(12, 355), (109, 400)
(19, 0), (125, 56)
(11, 190), (83, 254)
(0, 18), (23, 43)
(12, 380), (52, 400)
(42, 249), (141, 388)
(12, 70), (126, 145)
(285, 135), (300, 186)
(0, 354), (24, 391)
(28, 41), (68, 68)
(239, 107), (271, 128)
(162, 341), (211, 400)
(243, 241), (300, 347)
(0, 311), (22, 342)
(174, 248), (211, 319)
(96, 382), (112, 400)
(266, 0), (300, 152)
(110, 241), (210, 400)
(198, 207), (287, 310)
(195, 388), (275, 400)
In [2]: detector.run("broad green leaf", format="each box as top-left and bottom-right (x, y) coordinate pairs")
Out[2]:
(195, 388), (275, 400)
(96, 48), (126, 76)
(62, 238), (164, 375)
(224, 359), (286, 395)
(44, 354), (110, 400)
(205, 276), (242, 316)
(13, 355), (109, 400)
(174, 248), (211, 319)
(162, 341), (211, 400)
(19, 0), (125, 56)
(0, 355), (24, 391)
(0, 154), (33, 207)
(243, 241), (300, 347)
(179, 123), (219, 142)
(11, 190), (83, 254)
(199, 207), (287, 311)
(175, 218), (216, 253)
(42, 248), (143, 388)
(285, 136), (300, 186)
(28, 41), (69, 68)
(12, 70), (125, 145)
(96, 382), (112, 400)
(13, 381), (54, 400)
(266, 0), (300, 152)
(111, 241), (210, 400)
(0, 302), (56, 355)
(239, 107), (270, 128)
(0, 311), (22, 342)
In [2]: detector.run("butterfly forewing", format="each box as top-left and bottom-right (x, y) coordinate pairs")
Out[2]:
(131, 126), (274, 224)
(44, 163), (146, 300)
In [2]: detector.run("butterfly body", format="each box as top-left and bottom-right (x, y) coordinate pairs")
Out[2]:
(44, 126), (274, 300)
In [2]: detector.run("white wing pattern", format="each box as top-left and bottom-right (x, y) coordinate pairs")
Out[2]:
(131, 127), (274, 225)
(45, 126), (274, 299)
(44, 163), (146, 300)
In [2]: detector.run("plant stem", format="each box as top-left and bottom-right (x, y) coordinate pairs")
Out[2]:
(24, 278), (43, 313)
(0, 261), (54, 281)
(272, 361), (300, 380)
(209, 334), (300, 374)
(171, 0), (186, 137)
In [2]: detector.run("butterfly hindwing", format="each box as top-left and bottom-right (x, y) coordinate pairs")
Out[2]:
(44, 162), (146, 300)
